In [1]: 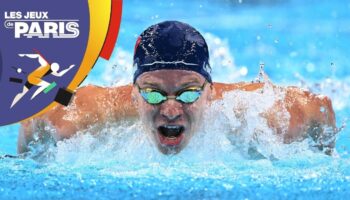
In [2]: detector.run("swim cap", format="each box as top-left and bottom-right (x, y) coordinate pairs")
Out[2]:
(133, 21), (212, 83)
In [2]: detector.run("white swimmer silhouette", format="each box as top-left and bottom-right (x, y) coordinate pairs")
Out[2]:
(10, 52), (75, 108)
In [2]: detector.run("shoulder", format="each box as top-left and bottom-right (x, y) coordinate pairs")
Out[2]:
(284, 86), (335, 123)
(24, 84), (134, 138)
(212, 82), (264, 99)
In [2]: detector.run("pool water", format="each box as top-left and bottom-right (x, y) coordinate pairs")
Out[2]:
(1, 0), (350, 199)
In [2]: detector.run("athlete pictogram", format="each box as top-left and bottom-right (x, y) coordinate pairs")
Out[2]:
(10, 51), (75, 108)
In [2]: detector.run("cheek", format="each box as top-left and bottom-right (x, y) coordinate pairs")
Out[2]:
(137, 100), (158, 122)
(186, 94), (209, 121)
(184, 102), (205, 122)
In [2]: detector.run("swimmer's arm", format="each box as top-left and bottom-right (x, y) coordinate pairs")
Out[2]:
(213, 82), (336, 129)
(18, 85), (137, 153)
(213, 82), (337, 153)
(283, 87), (337, 153)
(18, 120), (33, 154)
(18, 54), (48, 66)
(18, 118), (55, 154)
(51, 64), (75, 77)
(211, 82), (265, 99)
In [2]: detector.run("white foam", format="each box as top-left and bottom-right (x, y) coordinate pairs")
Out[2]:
(28, 74), (335, 167)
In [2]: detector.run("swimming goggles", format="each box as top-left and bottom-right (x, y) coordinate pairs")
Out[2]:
(137, 81), (207, 105)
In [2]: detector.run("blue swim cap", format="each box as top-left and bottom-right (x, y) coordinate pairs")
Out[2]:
(133, 21), (212, 83)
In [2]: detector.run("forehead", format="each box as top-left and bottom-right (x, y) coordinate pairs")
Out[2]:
(137, 70), (205, 88)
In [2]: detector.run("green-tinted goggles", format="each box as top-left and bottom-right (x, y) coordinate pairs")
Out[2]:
(137, 81), (207, 105)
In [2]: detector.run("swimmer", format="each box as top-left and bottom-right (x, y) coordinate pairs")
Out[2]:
(18, 21), (337, 156)
(10, 53), (75, 108)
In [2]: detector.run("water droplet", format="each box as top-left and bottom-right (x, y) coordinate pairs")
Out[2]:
(274, 39), (279, 43)
(254, 62), (271, 84)
(240, 67), (248, 76)
(320, 107), (325, 113)
(256, 35), (261, 40)
(260, 62), (265, 70)
(330, 62), (336, 76)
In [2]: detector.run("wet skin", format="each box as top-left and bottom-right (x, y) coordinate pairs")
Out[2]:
(133, 70), (211, 154)
(18, 70), (337, 155)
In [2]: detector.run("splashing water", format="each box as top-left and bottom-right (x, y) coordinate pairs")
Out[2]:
(9, 67), (346, 199)
(25, 66), (336, 167)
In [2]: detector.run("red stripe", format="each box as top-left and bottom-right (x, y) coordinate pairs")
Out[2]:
(134, 36), (141, 56)
(100, 0), (123, 60)
(33, 48), (50, 64)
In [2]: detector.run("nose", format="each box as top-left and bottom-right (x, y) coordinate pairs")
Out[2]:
(160, 99), (183, 121)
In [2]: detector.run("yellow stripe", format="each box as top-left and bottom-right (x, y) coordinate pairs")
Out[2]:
(68, 0), (111, 89)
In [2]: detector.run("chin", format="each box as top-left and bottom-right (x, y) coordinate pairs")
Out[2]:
(157, 144), (183, 155)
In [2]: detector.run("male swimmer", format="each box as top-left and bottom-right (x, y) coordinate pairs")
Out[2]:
(18, 21), (337, 156)
(10, 53), (75, 108)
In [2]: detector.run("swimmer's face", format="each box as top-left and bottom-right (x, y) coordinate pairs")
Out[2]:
(133, 70), (211, 154)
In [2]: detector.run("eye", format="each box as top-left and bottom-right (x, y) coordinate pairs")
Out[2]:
(176, 90), (201, 103)
(141, 90), (166, 104)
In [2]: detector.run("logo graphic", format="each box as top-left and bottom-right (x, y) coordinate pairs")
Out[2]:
(0, 0), (123, 125)
(10, 52), (75, 108)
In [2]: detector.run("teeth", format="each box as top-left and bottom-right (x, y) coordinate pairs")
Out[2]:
(164, 125), (180, 129)
(167, 136), (177, 140)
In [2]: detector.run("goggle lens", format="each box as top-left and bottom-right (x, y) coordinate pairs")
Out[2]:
(176, 90), (201, 103)
(140, 90), (166, 104)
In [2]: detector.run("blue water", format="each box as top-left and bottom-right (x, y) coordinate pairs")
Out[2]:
(1, 0), (350, 199)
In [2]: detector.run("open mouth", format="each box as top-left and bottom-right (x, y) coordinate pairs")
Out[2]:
(157, 125), (185, 146)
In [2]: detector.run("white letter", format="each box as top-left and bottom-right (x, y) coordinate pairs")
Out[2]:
(14, 22), (28, 38)
(44, 22), (58, 37)
(66, 22), (80, 38)
(28, 22), (43, 38)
